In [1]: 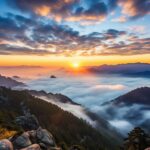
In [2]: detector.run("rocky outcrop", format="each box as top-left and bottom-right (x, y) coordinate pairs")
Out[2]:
(36, 127), (56, 147)
(0, 114), (60, 150)
(15, 114), (39, 131)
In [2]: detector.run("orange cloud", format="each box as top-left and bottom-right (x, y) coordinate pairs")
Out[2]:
(35, 5), (51, 16)
(119, 0), (137, 17)
(119, 0), (150, 18)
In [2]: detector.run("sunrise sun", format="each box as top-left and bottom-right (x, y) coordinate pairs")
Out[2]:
(72, 62), (80, 68)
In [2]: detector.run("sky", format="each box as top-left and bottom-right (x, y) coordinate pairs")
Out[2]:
(0, 0), (150, 67)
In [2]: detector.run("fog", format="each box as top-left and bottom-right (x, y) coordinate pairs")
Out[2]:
(10, 70), (149, 135)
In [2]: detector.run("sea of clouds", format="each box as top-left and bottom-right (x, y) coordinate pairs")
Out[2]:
(22, 73), (150, 135)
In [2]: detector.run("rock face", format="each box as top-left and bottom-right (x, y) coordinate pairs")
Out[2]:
(0, 139), (13, 150)
(122, 127), (150, 150)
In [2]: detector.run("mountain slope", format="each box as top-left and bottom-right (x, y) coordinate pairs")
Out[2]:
(0, 87), (121, 150)
(0, 74), (25, 88)
(102, 87), (150, 134)
(29, 89), (122, 142)
(112, 87), (150, 105)
(29, 90), (79, 105)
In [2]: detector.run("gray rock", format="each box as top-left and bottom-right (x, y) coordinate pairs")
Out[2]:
(16, 114), (39, 130)
(27, 130), (37, 143)
(36, 127), (55, 146)
(13, 132), (32, 149)
(20, 144), (41, 150)
(0, 139), (13, 150)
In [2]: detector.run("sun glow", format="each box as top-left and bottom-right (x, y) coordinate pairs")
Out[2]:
(72, 62), (80, 68)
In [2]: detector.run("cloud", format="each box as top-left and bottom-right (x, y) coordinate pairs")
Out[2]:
(92, 84), (125, 90)
(103, 29), (126, 39)
(128, 25), (146, 33)
(119, 0), (150, 19)
(0, 44), (52, 55)
(109, 120), (134, 134)
(6, 0), (150, 23)
(111, 16), (127, 23)
(7, 0), (110, 22)
(21, 72), (150, 134)
(0, 13), (149, 56)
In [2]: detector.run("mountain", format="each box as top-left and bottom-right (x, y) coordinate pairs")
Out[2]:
(102, 87), (150, 134)
(0, 74), (25, 88)
(28, 89), (122, 142)
(111, 87), (150, 106)
(87, 63), (150, 77)
(29, 90), (79, 105)
(0, 87), (121, 150)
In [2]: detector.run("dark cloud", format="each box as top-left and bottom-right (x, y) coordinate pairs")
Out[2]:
(74, 2), (108, 17)
(109, 0), (118, 10)
(103, 29), (126, 39)
(6, 0), (150, 23)
(0, 15), (25, 34)
(6, 0), (117, 22)
(0, 44), (52, 55)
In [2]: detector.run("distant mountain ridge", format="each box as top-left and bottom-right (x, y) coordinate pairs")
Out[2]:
(88, 63), (150, 77)
(0, 74), (25, 88)
(29, 90), (79, 105)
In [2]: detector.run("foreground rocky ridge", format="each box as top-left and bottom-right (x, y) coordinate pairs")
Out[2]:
(1, 115), (150, 150)
(2, 115), (58, 150)
(0, 87), (120, 150)
(0, 114), (82, 150)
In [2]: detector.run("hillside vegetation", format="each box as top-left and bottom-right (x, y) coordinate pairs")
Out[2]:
(0, 87), (120, 150)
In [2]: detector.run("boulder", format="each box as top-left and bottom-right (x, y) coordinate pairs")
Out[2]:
(20, 144), (41, 150)
(27, 130), (37, 143)
(0, 139), (13, 150)
(16, 114), (39, 131)
(36, 127), (55, 146)
(13, 132), (32, 149)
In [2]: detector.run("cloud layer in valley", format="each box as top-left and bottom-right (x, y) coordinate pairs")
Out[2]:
(23, 73), (150, 134)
